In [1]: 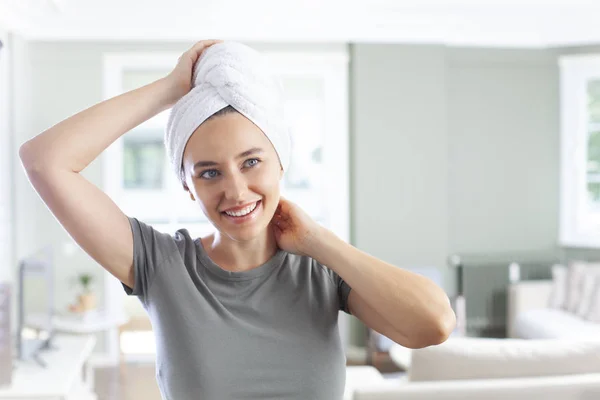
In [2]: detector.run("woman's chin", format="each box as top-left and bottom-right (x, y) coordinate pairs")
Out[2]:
(225, 225), (267, 242)
(215, 217), (269, 241)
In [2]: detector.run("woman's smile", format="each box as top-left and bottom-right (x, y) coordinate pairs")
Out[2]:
(221, 200), (263, 225)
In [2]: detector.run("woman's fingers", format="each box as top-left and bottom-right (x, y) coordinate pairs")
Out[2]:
(189, 40), (223, 58)
(180, 40), (222, 67)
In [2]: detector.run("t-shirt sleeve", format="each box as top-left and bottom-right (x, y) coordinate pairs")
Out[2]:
(323, 266), (353, 315)
(123, 216), (178, 299)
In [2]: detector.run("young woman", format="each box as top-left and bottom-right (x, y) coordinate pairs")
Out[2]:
(19, 40), (455, 400)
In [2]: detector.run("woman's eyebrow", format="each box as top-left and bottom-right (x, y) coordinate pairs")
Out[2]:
(193, 147), (264, 170)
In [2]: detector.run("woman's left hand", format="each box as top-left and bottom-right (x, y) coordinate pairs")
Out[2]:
(271, 197), (322, 256)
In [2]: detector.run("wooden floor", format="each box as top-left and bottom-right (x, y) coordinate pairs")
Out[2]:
(94, 353), (402, 400)
(95, 364), (162, 400)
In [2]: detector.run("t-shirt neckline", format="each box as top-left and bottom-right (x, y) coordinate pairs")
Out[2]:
(194, 238), (287, 281)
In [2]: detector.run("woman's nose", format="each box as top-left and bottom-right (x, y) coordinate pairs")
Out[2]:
(223, 172), (248, 201)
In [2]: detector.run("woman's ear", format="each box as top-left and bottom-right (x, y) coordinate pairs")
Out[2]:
(182, 182), (195, 201)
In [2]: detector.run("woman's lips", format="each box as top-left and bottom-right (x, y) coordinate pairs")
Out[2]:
(221, 200), (262, 225)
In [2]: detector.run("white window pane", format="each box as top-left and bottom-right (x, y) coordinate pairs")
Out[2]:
(589, 79), (600, 124)
(118, 186), (172, 223)
(279, 75), (327, 221)
(120, 331), (156, 355)
(587, 80), (600, 207)
(123, 137), (165, 190)
(122, 70), (168, 92)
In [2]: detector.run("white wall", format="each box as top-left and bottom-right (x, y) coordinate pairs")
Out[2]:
(351, 44), (450, 268)
(446, 49), (560, 254)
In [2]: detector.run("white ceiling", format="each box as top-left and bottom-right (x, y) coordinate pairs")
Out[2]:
(1, 0), (600, 47)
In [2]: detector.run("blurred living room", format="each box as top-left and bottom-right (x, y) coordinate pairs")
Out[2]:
(1, 0), (600, 399)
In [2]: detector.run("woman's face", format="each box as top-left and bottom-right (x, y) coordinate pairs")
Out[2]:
(181, 112), (283, 242)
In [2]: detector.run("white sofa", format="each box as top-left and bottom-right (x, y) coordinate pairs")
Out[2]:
(351, 373), (600, 400)
(346, 337), (600, 400)
(344, 278), (600, 400)
(507, 279), (600, 339)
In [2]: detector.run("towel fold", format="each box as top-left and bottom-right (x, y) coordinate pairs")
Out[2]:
(165, 41), (291, 182)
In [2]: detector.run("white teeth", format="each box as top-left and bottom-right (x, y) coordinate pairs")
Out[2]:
(225, 202), (258, 217)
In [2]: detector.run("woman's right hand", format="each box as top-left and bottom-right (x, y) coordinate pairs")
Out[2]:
(163, 39), (223, 106)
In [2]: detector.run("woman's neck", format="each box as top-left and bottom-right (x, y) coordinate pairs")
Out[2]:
(201, 228), (279, 272)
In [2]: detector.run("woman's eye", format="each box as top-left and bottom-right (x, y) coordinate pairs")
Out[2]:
(200, 170), (219, 180)
(244, 158), (260, 168)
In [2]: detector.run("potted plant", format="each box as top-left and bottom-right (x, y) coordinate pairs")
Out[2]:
(69, 273), (96, 313)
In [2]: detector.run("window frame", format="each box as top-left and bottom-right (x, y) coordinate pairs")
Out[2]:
(559, 54), (600, 248)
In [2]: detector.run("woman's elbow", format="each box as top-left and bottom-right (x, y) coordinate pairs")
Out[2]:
(409, 306), (457, 349)
(431, 307), (456, 344)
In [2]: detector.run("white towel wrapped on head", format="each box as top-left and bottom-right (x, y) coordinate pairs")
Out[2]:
(165, 41), (292, 182)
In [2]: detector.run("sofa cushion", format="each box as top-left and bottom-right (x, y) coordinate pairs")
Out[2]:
(548, 264), (568, 309)
(513, 308), (600, 339)
(588, 278), (600, 323)
(585, 270), (600, 323)
(566, 262), (588, 312)
(577, 273), (600, 318)
(574, 263), (600, 317)
(409, 337), (600, 382)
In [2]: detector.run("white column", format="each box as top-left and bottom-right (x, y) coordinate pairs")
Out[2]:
(0, 30), (13, 283)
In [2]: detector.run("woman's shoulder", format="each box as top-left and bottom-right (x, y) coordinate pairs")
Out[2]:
(167, 226), (204, 262)
(284, 253), (337, 279)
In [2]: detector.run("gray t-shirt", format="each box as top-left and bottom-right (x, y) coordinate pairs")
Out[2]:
(123, 216), (353, 400)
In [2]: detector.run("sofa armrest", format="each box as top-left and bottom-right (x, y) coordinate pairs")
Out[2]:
(507, 280), (553, 338)
(352, 373), (600, 400)
(345, 366), (387, 400)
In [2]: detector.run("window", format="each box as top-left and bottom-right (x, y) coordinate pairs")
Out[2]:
(587, 80), (600, 203)
(559, 55), (600, 247)
(122, 133), (165, 190)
